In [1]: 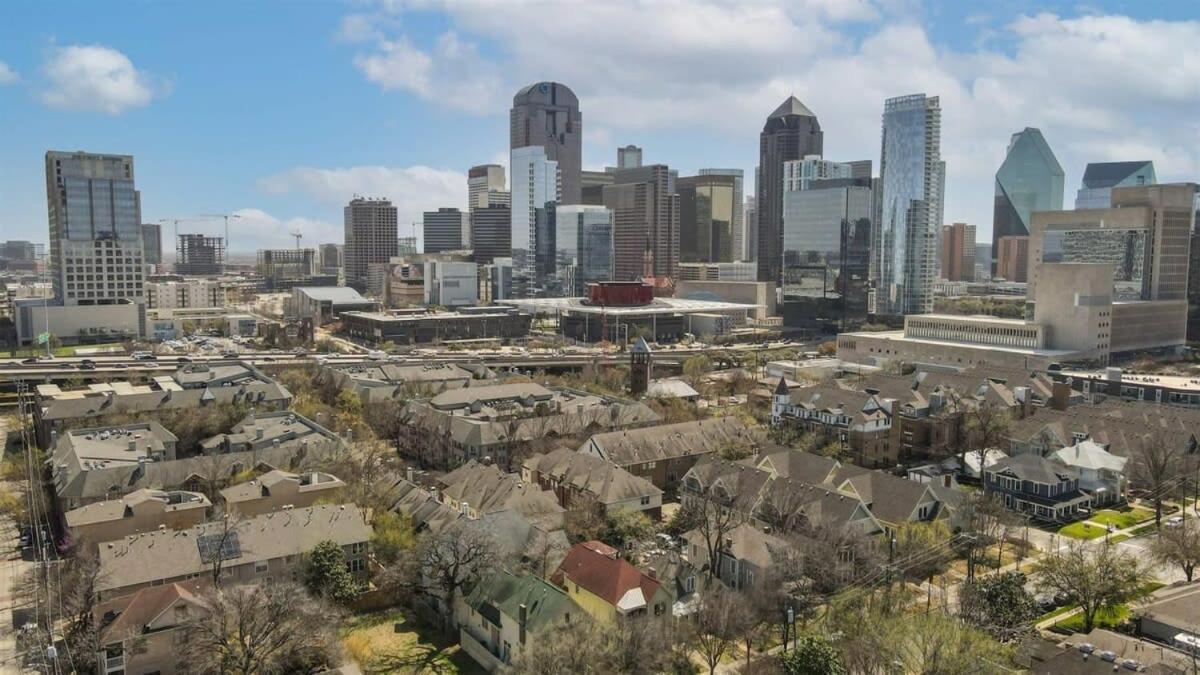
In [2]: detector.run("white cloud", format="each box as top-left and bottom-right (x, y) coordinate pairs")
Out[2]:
(40, 45), (162, 114)
(341, 4), (1200, 239)
(0, 62), (18, 85)
(229, 208), (341, 251)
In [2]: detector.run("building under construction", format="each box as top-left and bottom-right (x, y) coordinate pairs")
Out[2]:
(257, 248), (333, 290)
(175, 234), (224, 275)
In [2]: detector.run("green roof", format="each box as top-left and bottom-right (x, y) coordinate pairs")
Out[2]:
(465, 570), (580, 632)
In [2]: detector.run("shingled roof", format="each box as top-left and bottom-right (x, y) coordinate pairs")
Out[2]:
(523, 449), (661, 506)
(551, 541), (662, 612)
(581, 416), (761, 466)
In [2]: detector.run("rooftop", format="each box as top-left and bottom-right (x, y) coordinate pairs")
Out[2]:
(292, 286), (371, 304)
(60, 421), (177, 470)
(219, 469), (345, 505)
(551, 541), (662, 611)
(523, 449), (661, 505)
(584, 417), (760, 465)
(65, 488), (210, 528)
(500, 296), (759, 317)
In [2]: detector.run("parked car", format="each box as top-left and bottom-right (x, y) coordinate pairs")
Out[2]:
(1167, 516), (1185, 528)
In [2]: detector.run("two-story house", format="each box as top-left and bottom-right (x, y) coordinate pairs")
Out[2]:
(522, 449), (662, 519)
(983, 454), (1092, 522)
(683, 522), (789, 590)
(455, 570), (582, 671)
(1049, 440), (1127, 506)
(94, 580), (208, 675)
(549, 541), (672, 623)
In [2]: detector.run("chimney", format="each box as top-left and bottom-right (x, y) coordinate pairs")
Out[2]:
(942, 474), (952, 488)
(518, 603), (528, 645)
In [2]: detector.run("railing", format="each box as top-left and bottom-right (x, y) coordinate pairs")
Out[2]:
(459, 628), (504, 672)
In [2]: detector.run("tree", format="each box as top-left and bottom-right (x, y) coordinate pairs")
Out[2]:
(180, 582), (343, 675)
(605, 508), (654, 549)
(1151, 520), (1200, 581)
(1033, 541), (1148, 633)
(513, 616), (683, 675)
(389, 521), (502, 627)
(370, 510), (414, 565)
(683, 354), (713, 387)
(959, 571), (1040, 642)
(684, 489), (747, 582)
(892, 520), (952, 586)
(780, 634), (845, 675)
(962, 399), (1012, 479)
(691, 584), (752, 675)
(303, 540), (362, 606)
(1129, 428), (1189, 529)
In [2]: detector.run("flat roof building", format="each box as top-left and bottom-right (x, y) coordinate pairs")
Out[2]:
(339, 306), (532, 345)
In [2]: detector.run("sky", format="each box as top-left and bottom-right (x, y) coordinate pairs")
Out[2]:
(1, 0), (1197, 254)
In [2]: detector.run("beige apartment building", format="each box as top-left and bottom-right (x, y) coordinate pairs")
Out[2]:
(219, 469), (345, 517)
(65, 488), (210, 546)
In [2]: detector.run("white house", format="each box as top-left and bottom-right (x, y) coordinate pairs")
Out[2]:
(1050, 440), (1127, 506)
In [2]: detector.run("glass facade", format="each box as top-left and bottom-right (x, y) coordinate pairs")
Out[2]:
(876, 94), (942, 315)
(782, 179), (873, 330)
(510, 146), (559, 292)
(552, 205), (612, 296)
(678, 174), (736, 263)
(1074, 161), (1156, 209)
(992, 128), (1064, 275)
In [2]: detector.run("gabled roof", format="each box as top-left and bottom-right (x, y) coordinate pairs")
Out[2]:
(833, 468), (939, 525)
(523, 449), (661, 505)
(96, 579), (209, 645)
(583, 416), (760, 465)
(1051, 440), (1127, 473)
(631, 337), (652, 353)
(989, 453), (1079, 484)
(464, 570), (579, 633)
(551, 541), (661, 611)
(768, 95), (816, 119)
(754, 449), (840, 486)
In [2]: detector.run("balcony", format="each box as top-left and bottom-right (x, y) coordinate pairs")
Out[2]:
(459, 628), (504, 673)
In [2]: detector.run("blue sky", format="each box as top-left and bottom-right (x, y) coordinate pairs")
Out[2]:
(1, 0), (1197, 253)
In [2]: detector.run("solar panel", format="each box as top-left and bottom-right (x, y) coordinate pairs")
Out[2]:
(197, 531), (242, 564)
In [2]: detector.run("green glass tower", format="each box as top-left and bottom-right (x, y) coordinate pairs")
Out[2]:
(991, 128), (1064, 276)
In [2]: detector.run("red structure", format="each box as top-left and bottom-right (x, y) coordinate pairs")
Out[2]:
(586, 281), (654, 307)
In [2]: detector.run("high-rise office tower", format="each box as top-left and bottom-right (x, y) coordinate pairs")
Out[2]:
(1075, 161), (1156, 209)
(744, 196), (757, 262)
(876, 94), (943, 315)
(996, 236), (1029, 283)
(468, 164), (507, 212)
(756, 96), (823, 284)
(783, 156), (851, 191)
(941, 223), (976, 282)
(319, 243), (342, 274)
(140, 223), (162, 266)
(781, 173), (874, 331)
(698, 169), (744, 262)
(511, 82), (582, 204)
(422, 207), (469, 253)
(678, 173), (737, 263)
(344, 197), (398, 291)
(617, 145), (643, 169)
(991, 128), (1064, 275)
(553, 205), (614, 296)
(604, 164), (679, 281)
(581, 171), (614, 206)
(44, 150), (146, 332)
(511, 146), (561, 291)
(470, 205), (512, 265)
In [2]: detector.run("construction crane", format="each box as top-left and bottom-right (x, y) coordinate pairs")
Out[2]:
(290, 230), (302, 250)
(199, 213), (242, 266)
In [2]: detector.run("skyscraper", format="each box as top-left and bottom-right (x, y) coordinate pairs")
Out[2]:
(996, 236), (1029, 283)
(552, 205), (613, 295)
(617, 145), (643, 169)
(141, 223), (162, 266)
(468, 164), (507, 211)
(756, 96), (823, 284)
(992, 128), (1064, 275)
(678, 173), (736, 263)
(1075, 161), (1156, 209)
(511, 82), (582, 204)
(876, 94), (943, 315)
(941, 223), (976, 282)
(604, 165), (679, 281)
(44, 150), (146, 334)
(344, 197), (398, 291)
(698, 168), (744, 262)
(511, 146), (560, 292)
(744, 196), (757, 263)
(422, 207), (468, 253)
(783, 156), (851, 192)
(175, 234), (224, 275)
(319, 243), (342, 275)
(470, 205), (512, 265)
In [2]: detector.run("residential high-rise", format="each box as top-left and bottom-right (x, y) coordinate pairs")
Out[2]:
(422, 207), (469, 253)
(43, 150), (145, 336)
(140, 223), (162, 266)
(996, 236), (1029, 283)
(604, 164), (679, 281)
(468, 164), (506, 211)
(875, 94), (943, 315)
(553, 205), (613, 295)
(781, 175), (873, 331)
(783, 156), (851, 192)
(756, 96), (823, 284)
(992, 128), (1064, 275)
(1075, 161), (1156, 209)
(511, 82), (582, 204)
(470, 205), (512, 264)
(941, 223), (976, 282)
(319, 243), (342, 275)
(344, 197), (398, 291)
(744, 196), (757, 262)
(511, 146), (561, 291)
(175, 234), (224, 275)
(698, 169), (744, 262)
(678, 174), (736, 263)
(617, 145), (643, 169)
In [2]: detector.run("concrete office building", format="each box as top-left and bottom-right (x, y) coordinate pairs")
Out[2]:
(678, 173), (736, 263)
(1075, 161), (1156, 209)
(340, 306), (531, 345)
(757, 97), (823, 284)
(781, 174), (874, 332)
(875, 94), (944, 315)
(140, 223), (162, 266)
(1029, 183), (1196, 355)
(256, 249), (322, 290)
(941, 223), (976, 282)
(996, 236), (1030, 282)
(677, 262), (757, 282)
(470, 205), (512, 265)
(145, 279), (226, 310)
(424, 260), (479, 307)
(480, 257), (514, 303)
(617, 145), (642, 169)
(344, 197), (398, 291)
(991, 128), (1064, 275)
(511, 146), (561, 291)
(698, 168), (744, 262)
(423, 207), (469, 253)
(604, 164), (679, 281)
(38, 151), (146, 341)
(581, 170), (614, 207)
(511, 82), (582, 204)
(552, 205), (613, 296)
(468, 164), (506, 211)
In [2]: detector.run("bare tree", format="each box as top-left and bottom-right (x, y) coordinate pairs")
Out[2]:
(386, 521), (502, 629)
(963, 398), (1013, 476)
(203, 510), (244, 588)
(180, 581), (343, 675)
(1129, 428), (1190, 529)
(1151, 520), (1200, 582)
(691, 584), (753, 675)
(685, 489), (748, 582)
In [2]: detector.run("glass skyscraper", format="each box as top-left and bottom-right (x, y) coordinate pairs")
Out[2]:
(756, 97), (823, 284)
(510, 82), (581, 204)
(991, 127), (1064, 275)
(510, 145), (560, 293)
(875, 94), (943, 316)
(678, 174), (736, 263)
(1074, 161), (1156, 209)
(552, 205), (613, 296)
(697, 168), (744, 261)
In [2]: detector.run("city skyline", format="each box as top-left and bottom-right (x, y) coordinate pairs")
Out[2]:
(1, 1), (1198, 253)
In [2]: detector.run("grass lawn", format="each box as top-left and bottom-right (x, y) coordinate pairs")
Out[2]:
(1037, 604), (1079, 624)
(341, 609), (483, 674)
(1108, 534), (1131, 545)
(1056, 604), (1131, 632)
(1128, 523), (1159, 537)
(1058, 521), (1108, 540)
(1090, 507), (1155, 529)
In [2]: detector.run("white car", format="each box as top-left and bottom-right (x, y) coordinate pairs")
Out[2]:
(367, 350), (386, 360)
(1167, 516), (1185, 528)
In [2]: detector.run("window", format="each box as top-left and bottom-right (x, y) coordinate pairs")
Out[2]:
(348, 558), (366, 573)
(254, 560), (269, 575)
(640, 496), (651, 506)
